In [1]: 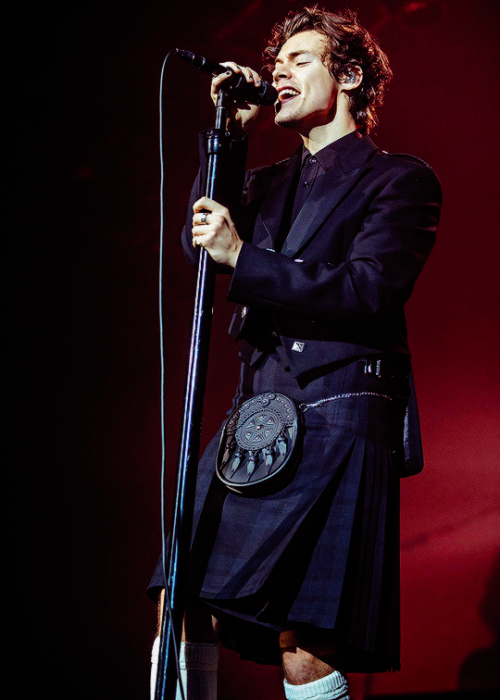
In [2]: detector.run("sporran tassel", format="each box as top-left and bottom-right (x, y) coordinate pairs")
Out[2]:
(222, 437), (234, 465)
(277, 435), (287, 456)
(229, 450), (242, 477)
(264, 447), (274, 473)
(246, 451), (256, 480)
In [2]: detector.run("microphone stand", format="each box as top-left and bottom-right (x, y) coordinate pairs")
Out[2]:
(155, 89), (231, 700)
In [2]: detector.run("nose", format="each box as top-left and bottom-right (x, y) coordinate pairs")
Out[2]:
(272, 62), (291, 84)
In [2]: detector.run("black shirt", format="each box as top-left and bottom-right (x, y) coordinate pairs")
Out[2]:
(290, 129), (362, 228)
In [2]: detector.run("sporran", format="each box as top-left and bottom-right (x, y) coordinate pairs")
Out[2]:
(216, 392), (302, 495)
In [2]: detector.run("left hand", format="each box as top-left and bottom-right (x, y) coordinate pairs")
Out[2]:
(192, 197), (243, 268)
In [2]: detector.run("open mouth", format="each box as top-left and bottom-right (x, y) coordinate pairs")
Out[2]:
(277, 88), (300, 104)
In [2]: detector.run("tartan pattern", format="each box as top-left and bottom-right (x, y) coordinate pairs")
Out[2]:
(149, 355), (406, 671)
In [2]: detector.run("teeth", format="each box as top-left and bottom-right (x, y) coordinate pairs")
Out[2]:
(278, 89), (300, 102)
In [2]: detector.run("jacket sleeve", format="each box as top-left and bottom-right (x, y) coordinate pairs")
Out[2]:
(227, 162), (441, 321)
(181, 131), (249, 269)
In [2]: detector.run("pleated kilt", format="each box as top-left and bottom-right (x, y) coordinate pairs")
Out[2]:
(149, 352), (409, 672)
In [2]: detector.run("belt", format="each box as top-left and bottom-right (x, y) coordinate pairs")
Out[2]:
(359, 356), (410, 380)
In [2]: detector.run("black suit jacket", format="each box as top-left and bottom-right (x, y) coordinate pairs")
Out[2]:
(182, 132), (442, 475)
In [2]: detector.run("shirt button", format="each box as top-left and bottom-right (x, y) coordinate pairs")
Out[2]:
(310, 157), (317, 164)
(304, 182), (310, 188)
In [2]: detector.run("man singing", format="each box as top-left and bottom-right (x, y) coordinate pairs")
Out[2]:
(150, 6), (441, 700)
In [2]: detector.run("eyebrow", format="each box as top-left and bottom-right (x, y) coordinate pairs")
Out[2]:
(274, 49), (317, 66)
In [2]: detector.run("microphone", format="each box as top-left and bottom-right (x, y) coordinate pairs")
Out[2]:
(174, 48), (278, 106)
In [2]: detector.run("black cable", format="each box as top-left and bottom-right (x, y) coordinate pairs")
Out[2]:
(158, 49), (186, 700)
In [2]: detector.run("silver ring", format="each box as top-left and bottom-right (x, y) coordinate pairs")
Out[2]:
(200, 212), (209, 224)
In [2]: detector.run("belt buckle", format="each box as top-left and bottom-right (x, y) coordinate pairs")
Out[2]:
(363, 358), (383, 379)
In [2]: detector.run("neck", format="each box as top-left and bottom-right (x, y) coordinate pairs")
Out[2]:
(301, 116), (358, 154)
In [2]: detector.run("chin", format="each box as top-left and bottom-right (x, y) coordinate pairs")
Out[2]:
(275, 111), (300, 129)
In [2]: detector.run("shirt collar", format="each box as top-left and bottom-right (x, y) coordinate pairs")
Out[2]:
(301, 129), (362, 171)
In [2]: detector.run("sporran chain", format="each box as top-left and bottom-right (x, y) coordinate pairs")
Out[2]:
(299, 391), (393, 413)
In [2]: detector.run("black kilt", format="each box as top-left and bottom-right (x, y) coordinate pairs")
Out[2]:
(149, 353), (408, 672)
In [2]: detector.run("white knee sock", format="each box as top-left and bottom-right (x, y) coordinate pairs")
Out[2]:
(175, 642), (219, 700)
(151, 636), (160, 700)
(151, 639), (219, 700)
(283, 670), (350, 700)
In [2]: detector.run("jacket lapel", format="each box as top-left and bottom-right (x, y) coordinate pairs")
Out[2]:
(252, 147), (302, 250)
(281, 136), (378, 258)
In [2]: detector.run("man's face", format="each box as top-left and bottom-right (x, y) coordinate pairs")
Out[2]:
(272, 30), (338, 132)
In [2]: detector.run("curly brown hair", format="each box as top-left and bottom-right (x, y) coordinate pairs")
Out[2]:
(263, 6), (392, 134)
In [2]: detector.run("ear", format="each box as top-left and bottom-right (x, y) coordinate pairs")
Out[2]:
(338, 64), (363, 91)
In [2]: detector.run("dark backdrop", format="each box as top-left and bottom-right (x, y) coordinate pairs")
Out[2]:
(31, 1), (499, 697)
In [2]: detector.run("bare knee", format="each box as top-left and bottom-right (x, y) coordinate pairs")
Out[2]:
(156, 589), (219, 643)
(280, 628), (343, 685)
(156, 589), (165, 636)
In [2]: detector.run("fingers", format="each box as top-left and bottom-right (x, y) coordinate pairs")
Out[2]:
(190, 197), (243, 267)
(224, 62), (261, 86)
(191, 212), (224, 249)
(191, 198), (233, 251)
(214, 62), (261, 86)
(192, 197), (229, 216)
(192, 198), (226, 248)
(193, 211), (216, 227)
(210, 62), (261, 103)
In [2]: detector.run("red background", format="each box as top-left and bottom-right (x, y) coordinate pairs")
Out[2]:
(33, 1), (499, 697)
